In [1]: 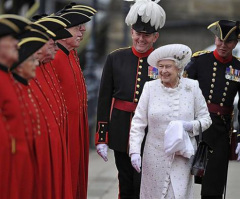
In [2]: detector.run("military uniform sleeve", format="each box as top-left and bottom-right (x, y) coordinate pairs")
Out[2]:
(95, 54), (114, 145)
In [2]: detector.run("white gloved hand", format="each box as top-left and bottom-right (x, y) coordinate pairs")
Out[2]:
(182, 121), (193, 132)
(96, 144), (108, 162)
(235, 143), (240, 161)
(130, 153), (141, 173)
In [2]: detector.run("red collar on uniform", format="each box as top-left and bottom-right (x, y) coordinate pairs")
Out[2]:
(213, 49), (232, 64)
(132, 47), (154, 58)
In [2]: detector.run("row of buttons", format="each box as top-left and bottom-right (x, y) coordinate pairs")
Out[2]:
(134, 59), (143, 103)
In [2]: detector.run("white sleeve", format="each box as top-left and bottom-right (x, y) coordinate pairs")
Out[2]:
(191, 80), (212, 136)
(129, 82), (150, 155)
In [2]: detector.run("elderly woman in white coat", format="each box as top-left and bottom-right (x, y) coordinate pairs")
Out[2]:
(129, 44), (212, 199)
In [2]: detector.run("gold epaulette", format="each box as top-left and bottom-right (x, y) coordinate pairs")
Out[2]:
(234, 55), (240, 61)
(192, 50), (211, 57)
(110, 46), (131, 54)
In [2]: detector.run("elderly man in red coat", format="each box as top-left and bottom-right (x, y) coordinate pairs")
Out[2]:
(0, 14), (35, 199)
(51, 4), (97, 199)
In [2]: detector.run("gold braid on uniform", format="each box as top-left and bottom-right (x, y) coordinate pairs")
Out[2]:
(192, 50), (211, 57)
(110, 46), (131, 54)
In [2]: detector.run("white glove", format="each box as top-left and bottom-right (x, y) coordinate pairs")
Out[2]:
(96, 144), (108, 162)
(235, 143), (240, 161)
(130, 153), (141, 173)
(182, 121), (193, 132)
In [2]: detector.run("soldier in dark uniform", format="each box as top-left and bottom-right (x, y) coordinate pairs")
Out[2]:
(95, 1), (166, 198)
(184, 20), (240, 199)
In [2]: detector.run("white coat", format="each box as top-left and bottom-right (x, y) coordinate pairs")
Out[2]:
(129, 78), (212, 199)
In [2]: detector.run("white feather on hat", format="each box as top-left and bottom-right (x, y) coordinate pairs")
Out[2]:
(147, 44), (192, 70)
(125, 0), (166, 31)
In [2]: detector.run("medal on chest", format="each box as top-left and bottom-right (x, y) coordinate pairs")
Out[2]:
(148, 66), (159, 79)
(225, 66), (240, 82)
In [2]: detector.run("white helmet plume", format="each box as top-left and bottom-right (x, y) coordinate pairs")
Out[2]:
(125, 0), (166, 31)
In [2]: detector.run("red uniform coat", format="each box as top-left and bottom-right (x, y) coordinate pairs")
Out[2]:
(0, 65), (35, 199)
(37, 63), (68, 139)
(30, 67), (73, 199)
(0, 114), (11, 199)
(51, 44), (89, 199)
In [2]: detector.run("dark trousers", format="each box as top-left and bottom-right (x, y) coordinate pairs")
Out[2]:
(114, 150), (141, 199)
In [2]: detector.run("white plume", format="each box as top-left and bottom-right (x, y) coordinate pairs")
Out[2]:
(125, 0), (166, 30)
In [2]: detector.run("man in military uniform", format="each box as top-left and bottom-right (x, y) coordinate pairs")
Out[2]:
(95, 1), (166, 198)
(184, 20), (240, 199)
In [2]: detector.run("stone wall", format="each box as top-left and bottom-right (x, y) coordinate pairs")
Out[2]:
(157, 0), (240, 52)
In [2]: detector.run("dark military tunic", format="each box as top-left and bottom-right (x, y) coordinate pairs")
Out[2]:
(95, 46), (157, 153)
(184, 49), (240, 196)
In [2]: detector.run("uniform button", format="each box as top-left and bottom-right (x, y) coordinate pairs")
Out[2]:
(139, 59), (143, 63)
(229, 65), (232, 68)
(224, 87), (228, 91)
(211, 84), (214, 88)
(222, 98), (225, 102)
(210, 90), (213, 94)
(139, 65), (142, 69)
(213, 73), (216, 77)
(207, 100), (211, 104)
(137, 78), (141, 81)
(226, 82), (229, 85)
(217, 112), (220, 115)
(102, 124), (104, 127)
(209, 95), (212, 99)
(214, 62), (217, 66)
(220, 103), (223, 106)
(100, 138), (103, 140)
(212, 79), (215, 82)
(101, 131), (103, 134)
(135, 91), (139, 95)
(134, 98), (138, 102)
(137, 84), (140, 88)
(223, 93), (226, 96)
(138, 72), (141, 75)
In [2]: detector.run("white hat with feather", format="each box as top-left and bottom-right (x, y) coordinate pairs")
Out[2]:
(125, 0), (166, 33)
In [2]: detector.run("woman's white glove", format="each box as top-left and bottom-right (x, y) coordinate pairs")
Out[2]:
(96, 144), (108, 162)
(182, 121), (193, 132)
(235, 143), (240, 161)
(130, 153), (141, 173)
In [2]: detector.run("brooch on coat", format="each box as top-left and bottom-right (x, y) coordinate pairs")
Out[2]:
(185, 85), (192, 92)
(148, 66), (159, 79)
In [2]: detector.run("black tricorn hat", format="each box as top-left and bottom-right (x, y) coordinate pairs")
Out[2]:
(34, 17), (72, 40)
(0, 14), (31, 38)
(27, 23), (56, 38)
(59, 11), (91, 28)
(208, 20), (240, 41)
(61, 7), (96, 17)
(11, 33), (48, 70)
(55, 2), (97, 17)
